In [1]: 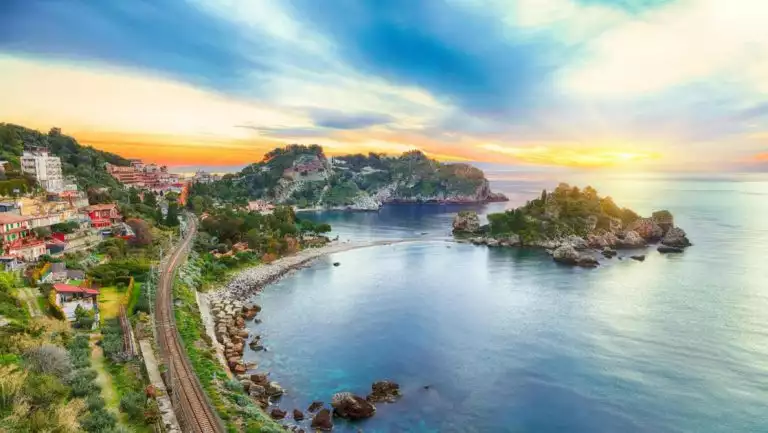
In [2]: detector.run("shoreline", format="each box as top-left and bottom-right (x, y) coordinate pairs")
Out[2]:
(198, 238), (439, 375)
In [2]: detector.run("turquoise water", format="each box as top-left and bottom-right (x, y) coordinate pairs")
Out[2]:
(243, 174), (768, 432)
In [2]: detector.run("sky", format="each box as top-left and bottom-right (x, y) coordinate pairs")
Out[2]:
(0, 0), (767, 172)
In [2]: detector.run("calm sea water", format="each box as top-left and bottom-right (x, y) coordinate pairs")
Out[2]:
(243, 173), (768, 432)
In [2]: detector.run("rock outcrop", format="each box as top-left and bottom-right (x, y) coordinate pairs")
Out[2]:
(626, 218), (663, 241)
(661, 227), (691, 248)
(652, 210), (675, 234)
(366, 380), (401, 403)
(552, 245), (599, 268)
(292, 409), (304, 421)
(616, 230), (646, 248)
(311, 409), (333, 431)
(307, 401), (324, 413)
(270, 408), (287, 420)
(331, 392), (376, 420)
(658, 245), (684, 253)
(452, 211), (481, 234)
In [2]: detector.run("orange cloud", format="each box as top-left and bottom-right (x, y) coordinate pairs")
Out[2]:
(752, 152), (768, 162)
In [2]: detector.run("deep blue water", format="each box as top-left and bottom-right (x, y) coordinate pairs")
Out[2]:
(243, 173), (768, 432)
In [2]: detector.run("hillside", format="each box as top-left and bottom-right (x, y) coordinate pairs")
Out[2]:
(0, 123), (130, 199)
(191, 144), (507, 210)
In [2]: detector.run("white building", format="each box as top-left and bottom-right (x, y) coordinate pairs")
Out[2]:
(21, 149), (64, 193)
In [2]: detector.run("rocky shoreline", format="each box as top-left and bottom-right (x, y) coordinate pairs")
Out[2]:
(199, 239), (413, 430)
(454, 208), (693, 268)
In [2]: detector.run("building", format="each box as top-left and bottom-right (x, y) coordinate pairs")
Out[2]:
(21, 149), (64, 192)
(0, 202), (21, 215)
(106, 163), (142, 186)
(52, 283), (99, 321)
(83, 203), (122, 229)
(247, 200), (275, 214)
(0, 213), (47, 261)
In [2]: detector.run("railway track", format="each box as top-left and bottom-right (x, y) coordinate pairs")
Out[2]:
(155, 218), (224, 433)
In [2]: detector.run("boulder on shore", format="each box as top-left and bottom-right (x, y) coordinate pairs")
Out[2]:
(552, 245), (580, 265)
(616, 230), (646, 248)
(270, 408), (287, 420)
(652, 210), (675, 235)
(631, 255), (646, 262)
(307, 401), (324, 412)
(658, 245), (684, 253)
(552, 245), (599, 268)
(311, 409), (333, 431)
(601, 248), (617, 258)
(367, 380), (401, 403)
(452, 211), (481, 233)
(293, 409), (305, 421)
(661, 227), (691, 248)
(331, 392), (376, 419)
(627, 218), (664, 241)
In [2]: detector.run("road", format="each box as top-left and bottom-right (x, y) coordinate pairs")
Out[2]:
(154, 218), (223, 433)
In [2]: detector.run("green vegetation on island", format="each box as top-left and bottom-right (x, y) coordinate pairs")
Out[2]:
(454, 183), (692, 266)
(189, 144), (506, 210)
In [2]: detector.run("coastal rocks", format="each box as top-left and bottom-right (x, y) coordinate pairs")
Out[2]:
(563, 235), (589, 250)
(587, 232), (619, 249)
(248, 385), (266, 398)
(367, 381), (401, 403)
(265, 381), (285, 398)
(307, 401), (324, 412)
(292, 409), (305, 421)
(552, 245), (580, 264)
(616, 230), (646, 248)
(601, 248), (618, 258)
(331, 392), (376, 420)
(270, 408), (287, 420)
(452, 211), (481, 234)
(249, 338), (264, 351)
(552, 245), (599, 268)
(658, 245), (684, 253)
(661, 227), (692, 248)
(627, 218), (664, 241)
(652, 210), (675, 234)
(631, 255), (646, 262)
(311, 409), (333, 431)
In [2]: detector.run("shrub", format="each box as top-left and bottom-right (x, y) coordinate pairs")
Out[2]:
(86, 393), (106, 411)
(23, 344), (72, 376)
(24, 372), (68, 407)
(69, 369), (100, 397)
(119, 391), (146, 422)
(79, 408), (117, 432)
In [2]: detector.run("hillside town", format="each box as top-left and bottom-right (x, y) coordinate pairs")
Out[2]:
(0, 149), (188, 268)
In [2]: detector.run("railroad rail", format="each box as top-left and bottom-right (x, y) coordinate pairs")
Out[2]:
(154, 218), (224, 433)
(118, 304), (136, 357)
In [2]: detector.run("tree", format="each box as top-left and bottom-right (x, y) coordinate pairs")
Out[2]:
(33, 227), (52, 239)
(143, 191), (157, 207)
(128, 188), (141, 204)
(315, 223), (332, 234)
(154, 206), (163, 224)
(190, 196), (204, 214)
(165, 202), (180, 227)
(126, 218), (153, 246)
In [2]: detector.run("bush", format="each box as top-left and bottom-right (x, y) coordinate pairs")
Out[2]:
(24, 372), (68, 407)
(100, 319), (124, 361)
(119, 391), (146, 422)
(69, 369), (100, 397)
(86, 393), (106, 411)
(23, 344), (72, 376)
(80, 408), (117, 432)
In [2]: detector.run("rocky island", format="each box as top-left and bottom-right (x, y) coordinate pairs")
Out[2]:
(454, 183), (692, 267)
(191, 144), (507, 211)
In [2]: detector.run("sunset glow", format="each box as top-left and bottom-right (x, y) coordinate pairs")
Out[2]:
(1, 0), (766, 171)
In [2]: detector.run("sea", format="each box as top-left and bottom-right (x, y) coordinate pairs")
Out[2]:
(241, 172), (768, 433)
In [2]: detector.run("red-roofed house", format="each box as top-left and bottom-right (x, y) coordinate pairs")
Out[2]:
(84, 203), (122, 229)
(0, 214), (47, 261)
(53, 283), (100, 321)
